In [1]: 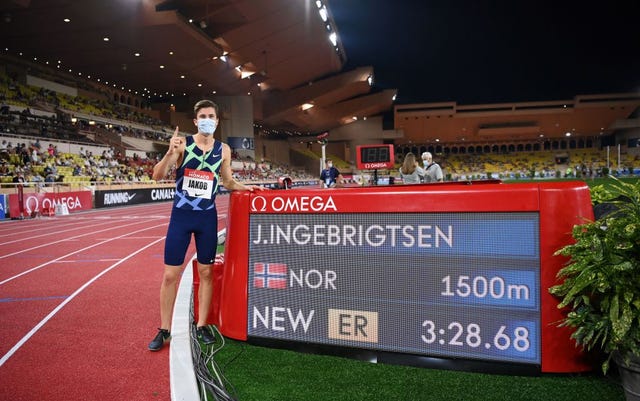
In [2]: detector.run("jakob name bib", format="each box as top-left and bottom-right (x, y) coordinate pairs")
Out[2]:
(183, 168), (214, 199)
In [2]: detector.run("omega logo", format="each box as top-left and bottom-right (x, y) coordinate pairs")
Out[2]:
(250, 195), (337, 213)
(23, 195), (83, 213)
(251, 196), (268, 212)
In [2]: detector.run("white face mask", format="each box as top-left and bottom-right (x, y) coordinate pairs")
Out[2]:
(197, 118), (217, 135)
(327, 163), (333, 168)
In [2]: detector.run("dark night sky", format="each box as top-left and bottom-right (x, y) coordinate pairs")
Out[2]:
(329, 0), (640, 105)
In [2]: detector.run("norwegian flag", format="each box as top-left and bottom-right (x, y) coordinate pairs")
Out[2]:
(253, 263), (287, 289)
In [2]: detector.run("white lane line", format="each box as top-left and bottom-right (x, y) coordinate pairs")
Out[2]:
(0, 219), (120, 246)
(170, 252), (199, 401)
(0, 220), (165, 260)
(0, 220), (90, 236)
(0, 223), (167, 285)
(0, 236), (165, 367)
(52, 259), (123, 263)
(94, 236), (162, 240)
(0, 213), (167, 245)
(0, 206), (169, 236)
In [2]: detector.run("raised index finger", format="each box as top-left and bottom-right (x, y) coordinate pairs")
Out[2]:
(172, 126), (179, 138)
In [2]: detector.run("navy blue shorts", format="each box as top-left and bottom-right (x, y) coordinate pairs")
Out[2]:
(164, 207), (218, 266)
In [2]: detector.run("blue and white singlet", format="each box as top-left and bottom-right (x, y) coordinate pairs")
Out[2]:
(173, 136), (223, 211)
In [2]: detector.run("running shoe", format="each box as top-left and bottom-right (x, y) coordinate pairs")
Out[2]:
(196, 326), (216, 345)
(148, 328), (170, 351)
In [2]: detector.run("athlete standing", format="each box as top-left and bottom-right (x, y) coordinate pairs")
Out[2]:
(149, 99), (264, 350)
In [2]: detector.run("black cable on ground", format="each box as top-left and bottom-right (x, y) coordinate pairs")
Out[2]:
(189, 294), (239, 401)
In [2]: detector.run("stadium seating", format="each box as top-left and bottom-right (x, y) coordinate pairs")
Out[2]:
(2, 60), (639, 185)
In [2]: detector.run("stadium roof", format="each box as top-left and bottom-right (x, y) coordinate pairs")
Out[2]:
(395, 93), (640, 144)
(0, 0), (396, 135)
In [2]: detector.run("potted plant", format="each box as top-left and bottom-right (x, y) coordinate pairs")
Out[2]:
(549, 177), (640, 400)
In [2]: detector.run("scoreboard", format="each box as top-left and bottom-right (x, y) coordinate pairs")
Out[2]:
(355, 144), (395, 170)
(216, 181), (595, 373)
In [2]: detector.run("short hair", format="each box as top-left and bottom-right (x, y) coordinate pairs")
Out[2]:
(421, 152), (432, 161)
(193, 99), (219, 117)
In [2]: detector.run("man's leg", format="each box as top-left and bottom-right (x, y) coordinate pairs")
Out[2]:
(195, 262), (216, 344)
(160, 264), (182, 330)
(192, 207), (218, 344)
(149, 265), (181, 351)
(196, 262), (212, 328)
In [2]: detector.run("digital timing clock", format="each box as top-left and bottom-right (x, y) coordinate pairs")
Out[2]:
(356, 144), (395, 169)
(214, 181), (596, 374)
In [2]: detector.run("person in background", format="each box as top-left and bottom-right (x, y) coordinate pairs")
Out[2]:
(421, 151), (444, 183)
(0, 160), (9, 176)
(148, 99), (265, 351)
(12, 170), (25, 184)
(0, 140), (8, 161)
(319, 158), (343, 188)
(399, 152), (425, 184)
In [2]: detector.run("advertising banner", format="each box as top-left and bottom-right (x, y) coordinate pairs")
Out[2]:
(8, 191), (93, 217)
(94, 187), (175, 208)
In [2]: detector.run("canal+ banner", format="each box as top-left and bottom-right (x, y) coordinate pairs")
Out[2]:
(94, 187), (175, 208)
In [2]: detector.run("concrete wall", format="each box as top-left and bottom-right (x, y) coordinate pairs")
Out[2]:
(327, 116), (387, 164)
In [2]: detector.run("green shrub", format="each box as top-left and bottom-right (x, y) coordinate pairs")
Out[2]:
(549, 178), (640, 373)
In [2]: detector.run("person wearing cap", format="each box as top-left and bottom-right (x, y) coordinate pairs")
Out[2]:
(421, 151), (444, 183)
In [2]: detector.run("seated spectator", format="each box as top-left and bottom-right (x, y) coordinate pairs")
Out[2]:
(44, 170), (57, 183)
(20, 145), (30, 165)
(0, 140), (8, 161)
(0, 160), (9, 175)
(13, 171), (25, 184)
(31, 148), (40, 164)
(29, 171), (44, 184)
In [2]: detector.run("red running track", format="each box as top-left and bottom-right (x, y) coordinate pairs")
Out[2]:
(0, 196), (230, 401)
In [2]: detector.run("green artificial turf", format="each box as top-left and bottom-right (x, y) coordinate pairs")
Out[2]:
(209, 340), (624, 401)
